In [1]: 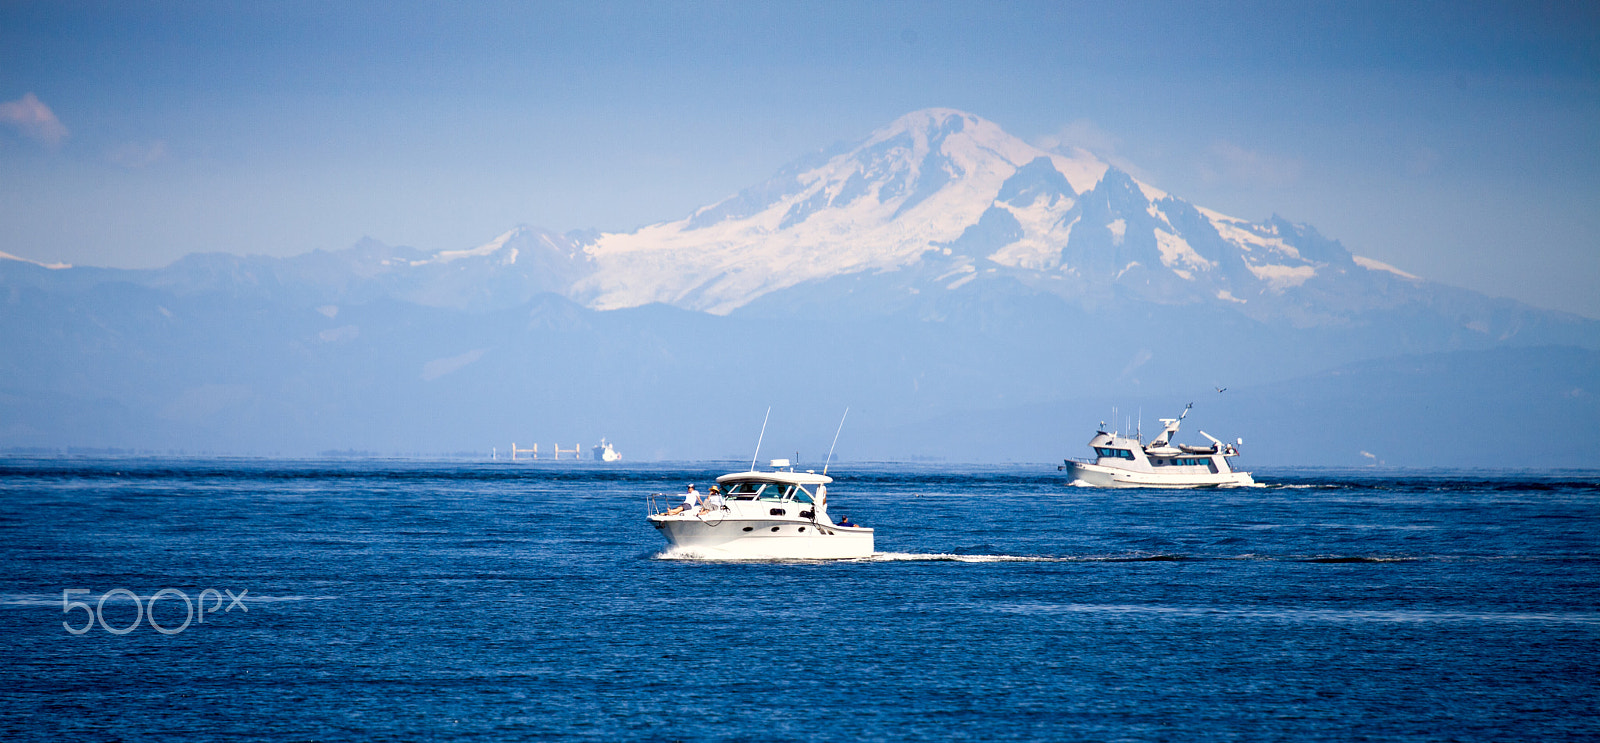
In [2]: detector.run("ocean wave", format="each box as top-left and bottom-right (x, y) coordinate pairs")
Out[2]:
(1300, 556), (1416, 563)
(993, 602), (1600, 625)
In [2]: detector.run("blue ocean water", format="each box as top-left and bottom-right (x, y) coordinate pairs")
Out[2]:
(1, 459), (1596, 741)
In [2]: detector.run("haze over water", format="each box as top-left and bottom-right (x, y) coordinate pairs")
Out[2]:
(2, 459), (1595, 740)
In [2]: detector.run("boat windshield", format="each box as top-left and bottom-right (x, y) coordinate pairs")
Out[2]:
(722, 482), (763, 499)
(757, 484), (792, 501)
(721, 480), (816, 503)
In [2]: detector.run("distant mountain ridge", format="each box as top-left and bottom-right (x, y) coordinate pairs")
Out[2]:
(11, 108), (1582, 337)
(1, 108), (1596, 462)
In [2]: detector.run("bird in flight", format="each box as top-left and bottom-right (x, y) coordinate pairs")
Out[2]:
(1215, 386), (1227, 393)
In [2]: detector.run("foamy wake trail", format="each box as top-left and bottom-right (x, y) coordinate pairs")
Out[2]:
(654, 550), (1438, 564)
(652, 547), (849, 562)
(869, 552), (1073, 563)
(654, 547), (749, 561)
(652, 548), (1072, 563)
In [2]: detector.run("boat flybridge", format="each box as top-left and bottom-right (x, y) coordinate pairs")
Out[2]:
(647, 459), (874, 559)
(1062, 403), (1256, 488)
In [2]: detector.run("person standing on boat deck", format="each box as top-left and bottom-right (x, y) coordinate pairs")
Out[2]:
(664, 484), (699, 516)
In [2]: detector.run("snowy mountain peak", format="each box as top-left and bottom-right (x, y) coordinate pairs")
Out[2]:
(573, 109), (1121, 313)
(276, 108), (1429, 322)
(557, 109), (1433, 317)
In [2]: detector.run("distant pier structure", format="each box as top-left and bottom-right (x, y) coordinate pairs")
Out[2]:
(501, 441), (616, 461)
(506, 442), (587, 460)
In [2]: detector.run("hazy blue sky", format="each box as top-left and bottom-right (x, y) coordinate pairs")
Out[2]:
(2, 1), (1597, 316)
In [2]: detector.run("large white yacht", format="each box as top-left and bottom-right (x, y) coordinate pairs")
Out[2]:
(1062, 404), (1256, 488)
(647, 460), (874, 559)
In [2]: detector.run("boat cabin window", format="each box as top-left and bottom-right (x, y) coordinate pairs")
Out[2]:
(757, 483), (793, 501)
(1095, 447), (1136, 460)
(1156, 457), (1218, 468)
(723, 480), (816, 502)
(722, 482), (763, 499)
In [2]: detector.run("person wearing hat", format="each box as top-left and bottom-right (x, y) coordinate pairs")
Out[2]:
(697, 485), (725, 516)
(663, 483), (700, 516)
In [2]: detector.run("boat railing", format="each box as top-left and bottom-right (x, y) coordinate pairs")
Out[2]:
(1058, 457), (1093, 471)
(647, 493), (734, 521)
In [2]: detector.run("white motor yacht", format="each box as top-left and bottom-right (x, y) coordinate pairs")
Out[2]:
(647, 460), (874, 559)
(1062, 404), (1256, 488)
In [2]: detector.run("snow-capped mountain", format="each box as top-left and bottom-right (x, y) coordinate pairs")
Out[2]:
(572, 110), (1103, 313)
(67, 107), (1569, 340)
(566, 108), (1425, 320)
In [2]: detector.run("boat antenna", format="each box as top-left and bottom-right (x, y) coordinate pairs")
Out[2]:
(823, 407), (849, 475)
(750, 407), (771, 472)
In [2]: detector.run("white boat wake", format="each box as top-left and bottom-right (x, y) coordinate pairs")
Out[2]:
(655, 550), (1439, 564)
(868, 552), (1077, 563)
(654, 548), (1085, 563)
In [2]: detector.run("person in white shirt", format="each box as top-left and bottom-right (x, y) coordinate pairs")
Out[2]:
(663, 484), (699, 516)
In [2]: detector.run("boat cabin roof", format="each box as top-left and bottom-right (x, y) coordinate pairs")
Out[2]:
(715, 470), (833, 486)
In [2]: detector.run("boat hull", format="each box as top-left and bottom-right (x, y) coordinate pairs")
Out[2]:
(1067, 461), (1256, 489)
(648, 515), (874, 559)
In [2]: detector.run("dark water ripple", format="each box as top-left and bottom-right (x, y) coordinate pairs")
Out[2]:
(1, 459), (1597, 741)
